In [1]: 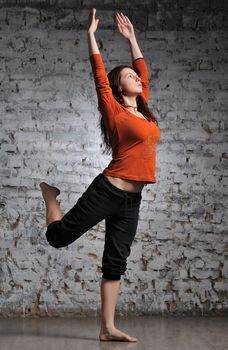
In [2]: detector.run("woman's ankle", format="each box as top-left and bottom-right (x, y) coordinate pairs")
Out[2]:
(100, 322), (115, 331)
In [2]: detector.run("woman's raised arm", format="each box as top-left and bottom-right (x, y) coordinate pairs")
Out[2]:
(115, 12), (143, 60)
(115, 12), (150, 103)
(87, 8), (122, 132)
(87, 8), (100, 56)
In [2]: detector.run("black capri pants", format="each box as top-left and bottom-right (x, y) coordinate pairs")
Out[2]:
(45, 173), (142, 280)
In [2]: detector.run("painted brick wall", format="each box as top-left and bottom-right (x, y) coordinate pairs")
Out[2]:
(0, 0), (227, 317)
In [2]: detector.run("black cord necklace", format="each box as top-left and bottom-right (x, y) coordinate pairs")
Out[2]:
(124, 104), (147, 120)
(124, 104), (138, 110)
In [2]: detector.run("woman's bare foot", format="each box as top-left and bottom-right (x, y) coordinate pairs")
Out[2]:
(99, 326), (138, 342)
(40, 182), (60, 202)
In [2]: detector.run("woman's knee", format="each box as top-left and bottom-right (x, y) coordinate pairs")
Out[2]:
(46, 222), (61, 248)
(45, 220), (69, 248)
(101, 253), (128, 280)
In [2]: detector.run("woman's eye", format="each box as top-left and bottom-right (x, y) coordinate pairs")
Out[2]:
(129, 74), (138, 79)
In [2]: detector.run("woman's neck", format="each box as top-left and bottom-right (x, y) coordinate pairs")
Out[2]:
(122, 96), (138, 110)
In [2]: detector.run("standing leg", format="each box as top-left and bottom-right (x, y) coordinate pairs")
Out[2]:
(99, 278), (137, 342)
(40, 182), (63, 225)
(99, 194), (141, 342)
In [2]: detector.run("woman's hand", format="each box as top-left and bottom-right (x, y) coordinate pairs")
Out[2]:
(87, 8), (99, 34)
(115, 12), (135, 39)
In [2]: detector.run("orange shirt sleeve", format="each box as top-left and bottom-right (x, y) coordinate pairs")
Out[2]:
(132, 57), (150, 104)
(89, 53), (122, 132)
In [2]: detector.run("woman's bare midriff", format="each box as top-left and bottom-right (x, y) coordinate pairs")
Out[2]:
(104, 174), (145, 193)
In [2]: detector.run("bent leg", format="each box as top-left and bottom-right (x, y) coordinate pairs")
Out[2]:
(44, 176), (121, 248)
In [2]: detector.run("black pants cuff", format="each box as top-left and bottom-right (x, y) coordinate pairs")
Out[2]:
(102, 273), (121, 280)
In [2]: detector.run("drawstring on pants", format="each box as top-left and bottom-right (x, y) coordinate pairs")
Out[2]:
(123, 193), (133, 215)
(101, 173), (139, 216)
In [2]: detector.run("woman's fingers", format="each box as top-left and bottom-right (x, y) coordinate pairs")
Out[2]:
(120, 12), (128, 22)
(89, 8), (97, 21)
(124, 15), (131, 24)
(116, 12), (131, 24)
(89, 8), (95, 17)
(93, 8), (97, 21)
(115, 11), (134, 38)
(120, 12), (129, 23)
(118, 14), (125, 24)
(94, 8), (100, 26)
(116, 12), (125, 24)
(88, 8), (99, 32)
(117, 23), (122, 33)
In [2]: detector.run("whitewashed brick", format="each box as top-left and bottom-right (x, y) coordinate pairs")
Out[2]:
(0, 3), (227, 318)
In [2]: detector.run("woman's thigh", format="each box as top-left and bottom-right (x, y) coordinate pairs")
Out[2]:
(101, 195), (142, 278)
(45, 174), (123, 248)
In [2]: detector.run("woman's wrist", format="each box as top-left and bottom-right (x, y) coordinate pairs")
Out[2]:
(128, 34), (137, 44)
(87, 30), (100, 56)
(128, 35), (143, 60)
(87, 30), (95, 36)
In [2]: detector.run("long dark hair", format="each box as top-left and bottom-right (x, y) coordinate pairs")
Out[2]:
(98, 64), (158, 155)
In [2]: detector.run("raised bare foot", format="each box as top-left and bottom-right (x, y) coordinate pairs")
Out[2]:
(39, 182), (60, 202)
(99, 326), (138, 342)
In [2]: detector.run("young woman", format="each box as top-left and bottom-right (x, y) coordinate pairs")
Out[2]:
(40, 8), (160, 342)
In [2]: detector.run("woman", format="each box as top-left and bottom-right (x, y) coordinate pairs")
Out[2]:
(40, 8), (160, 342)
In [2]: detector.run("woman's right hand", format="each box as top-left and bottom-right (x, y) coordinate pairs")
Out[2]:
(87, 8), (99, 34)
(115, 12), (135, 40)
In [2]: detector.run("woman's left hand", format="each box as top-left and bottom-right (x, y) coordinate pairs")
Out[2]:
(115, 12), (135, 39)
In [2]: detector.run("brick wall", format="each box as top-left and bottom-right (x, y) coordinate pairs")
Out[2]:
(0, 0), (227, 317)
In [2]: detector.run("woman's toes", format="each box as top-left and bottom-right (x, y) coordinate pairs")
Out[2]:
(39, 182), (60, 197)
(99, 327), (138, 342)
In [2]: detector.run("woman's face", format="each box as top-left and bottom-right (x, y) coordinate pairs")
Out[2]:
(118, 68), (142, 96)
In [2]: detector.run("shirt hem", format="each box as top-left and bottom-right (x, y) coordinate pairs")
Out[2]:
(103, 169), (157, 183)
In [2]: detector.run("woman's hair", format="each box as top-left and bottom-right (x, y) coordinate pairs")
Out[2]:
(98, 64), (159, 155)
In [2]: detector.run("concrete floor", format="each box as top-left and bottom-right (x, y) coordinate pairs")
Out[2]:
(0, 315), (227, 350)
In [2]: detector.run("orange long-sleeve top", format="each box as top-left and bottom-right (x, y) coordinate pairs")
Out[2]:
(90, 52), (161, 183)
